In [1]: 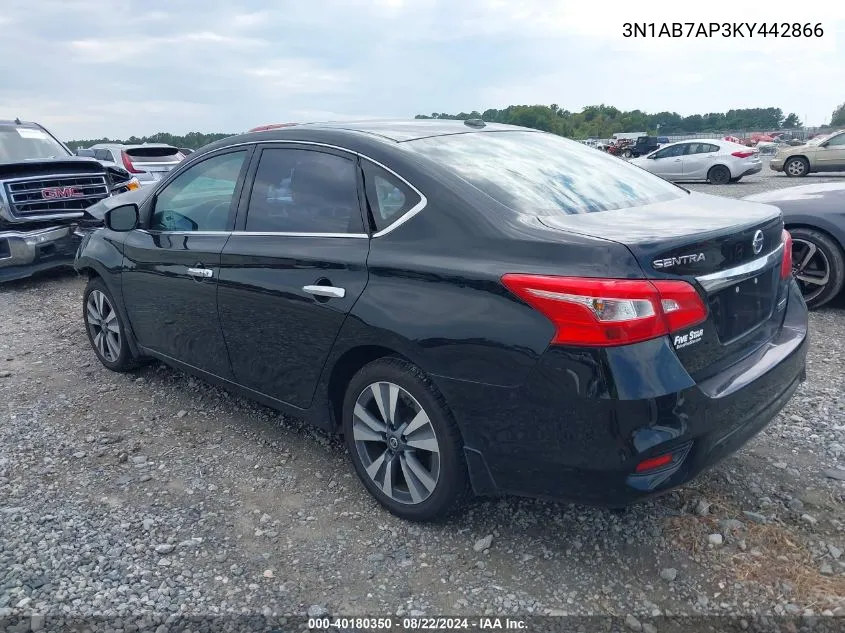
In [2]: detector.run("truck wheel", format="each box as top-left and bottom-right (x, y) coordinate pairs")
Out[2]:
(622, 149), (632, 159)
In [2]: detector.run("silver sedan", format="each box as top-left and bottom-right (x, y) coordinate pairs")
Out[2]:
(629, 139), (762, 184)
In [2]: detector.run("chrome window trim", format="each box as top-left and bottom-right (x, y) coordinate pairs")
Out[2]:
(695, 243), (784, 292)
(183, 140), (428, 239)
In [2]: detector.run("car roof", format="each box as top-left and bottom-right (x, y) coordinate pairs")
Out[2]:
(246, 119), (526, 143)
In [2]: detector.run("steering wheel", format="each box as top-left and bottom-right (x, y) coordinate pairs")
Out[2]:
(191, 199), (231, 229)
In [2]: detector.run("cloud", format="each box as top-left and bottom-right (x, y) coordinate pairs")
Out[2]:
(0, 0), (842, 140)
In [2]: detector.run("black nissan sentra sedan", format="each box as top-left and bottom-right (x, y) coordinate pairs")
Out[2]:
(74, 120), (808, 521)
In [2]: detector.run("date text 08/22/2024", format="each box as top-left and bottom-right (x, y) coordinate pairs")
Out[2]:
(307, 617), (528, 630)
(623, 22), (824, 38)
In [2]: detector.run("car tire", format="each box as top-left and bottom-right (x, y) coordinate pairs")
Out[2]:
(342, 357), (470, 522)
(622, 149), (632, 159)
(730, 177), (742, 183)
(83, 277), (138, 372)
(788, 227), (845, 310)
(785, 157), (810, 177)
(707, 165), (731, 185)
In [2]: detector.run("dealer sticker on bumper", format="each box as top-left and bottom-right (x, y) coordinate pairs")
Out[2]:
(674, 328), (704, 349)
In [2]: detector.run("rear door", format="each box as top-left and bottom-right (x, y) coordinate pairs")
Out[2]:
(217, 144), (370, 408)
(681, 142), (720, 180)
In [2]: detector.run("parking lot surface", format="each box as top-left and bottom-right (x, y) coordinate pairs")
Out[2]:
(2, 165), (845, 624)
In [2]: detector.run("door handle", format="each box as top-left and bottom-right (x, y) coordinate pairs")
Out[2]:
(187, 267), (213, 278)
(303, 285), (345, 299)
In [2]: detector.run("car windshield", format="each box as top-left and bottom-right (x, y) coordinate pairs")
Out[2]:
(0, 125), (71, 162)
(403, 131), (685, 215)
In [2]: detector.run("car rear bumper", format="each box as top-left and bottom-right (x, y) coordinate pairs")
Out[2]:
(436, 281), (808, 506)
(739, 163), (762, 177)
(0, 225), (81, 282)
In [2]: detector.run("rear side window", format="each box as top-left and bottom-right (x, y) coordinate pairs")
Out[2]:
(362, 162), (421, 232)
(404, 131), (684, 215)
(244, 148), (363, 234)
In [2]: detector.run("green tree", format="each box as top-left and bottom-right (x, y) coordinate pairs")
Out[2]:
(832, 103), (845, 127)
(782, 113), (802, 129)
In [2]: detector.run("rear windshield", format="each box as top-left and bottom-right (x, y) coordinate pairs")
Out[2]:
(403, 131), (685, 215)
(125, 147), (183, 162)
(0, 125), (71, 162)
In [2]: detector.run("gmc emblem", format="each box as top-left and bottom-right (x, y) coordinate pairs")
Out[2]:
(42, 186), (83, 199)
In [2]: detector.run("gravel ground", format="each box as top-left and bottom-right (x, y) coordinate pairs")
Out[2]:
(2, 166), (845, 630)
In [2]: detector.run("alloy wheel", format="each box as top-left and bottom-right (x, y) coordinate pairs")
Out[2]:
(86, 290), (122, 362)
(351, 381), (441, 505)
(792, 237), (830, 303)
(786, 159), (806, 176)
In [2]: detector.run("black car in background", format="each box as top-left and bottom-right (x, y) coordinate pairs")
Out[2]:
(744, 183), (845, 309)
(74, 120), (808, 521)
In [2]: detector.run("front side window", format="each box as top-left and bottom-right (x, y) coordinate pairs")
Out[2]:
(150, 151), (247, 232)
(244, 148), (362, 234)
(362, 162), (421, 232)
(825, 133), (845, 147)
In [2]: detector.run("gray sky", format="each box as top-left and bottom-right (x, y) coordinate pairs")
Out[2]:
(1, 0), (842, 140)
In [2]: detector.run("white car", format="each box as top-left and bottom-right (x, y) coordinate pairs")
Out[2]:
(629, 139), (762, 184)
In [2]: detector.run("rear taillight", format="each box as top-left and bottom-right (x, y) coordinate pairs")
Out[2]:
(121, 151), (143, 174)
(781, 230), (793, 279)
(731, 150), (755, 158)
(635, 453), (673, 473)
(500, 275), (708, 347)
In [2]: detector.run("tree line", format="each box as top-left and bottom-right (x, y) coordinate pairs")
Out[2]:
(65, 131), (234, 151)
(414, 105), (806, 138)
(65, 102), (843, 150)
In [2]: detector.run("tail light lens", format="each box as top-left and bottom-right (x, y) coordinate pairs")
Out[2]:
(781, 230), (793, 279)
(731, 150), (755, 158)
(121, 151), (143, 174)
(500, 275), (708, 347)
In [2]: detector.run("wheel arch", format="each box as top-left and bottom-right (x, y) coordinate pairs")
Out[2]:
(325, 344), (414, 432)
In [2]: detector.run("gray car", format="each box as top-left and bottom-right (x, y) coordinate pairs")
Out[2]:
(744, 183), (845, 309)
(86, 143), (185, 186)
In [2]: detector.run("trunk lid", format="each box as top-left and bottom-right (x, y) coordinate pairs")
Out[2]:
(537, 192), (788, 379)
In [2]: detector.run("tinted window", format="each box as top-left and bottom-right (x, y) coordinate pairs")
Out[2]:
(362, 162), (421, 231)
(404, 132), (683, 215)
(94, 149), (113, 162)
(244, 148), (362, 234)
(653, 144), (687, 159)
(151, 151), (247, 232)
(687, 143), (718, 155)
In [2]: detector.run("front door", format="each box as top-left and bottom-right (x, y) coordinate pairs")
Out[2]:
(217, 145), (370, 408)
(121, 148), (252, 378)
(815, 132), (845, 170)
(649, 143), (687, 180)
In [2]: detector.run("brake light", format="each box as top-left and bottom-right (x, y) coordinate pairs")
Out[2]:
(121, 151), (143, 174)
(731, 150), (755, 158)
(635, 453), (673, 473)
(500, 275), (707, 347)
(781, 230), (793, 279)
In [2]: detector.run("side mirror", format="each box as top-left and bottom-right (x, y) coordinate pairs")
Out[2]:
(105, 204), (139, 232)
